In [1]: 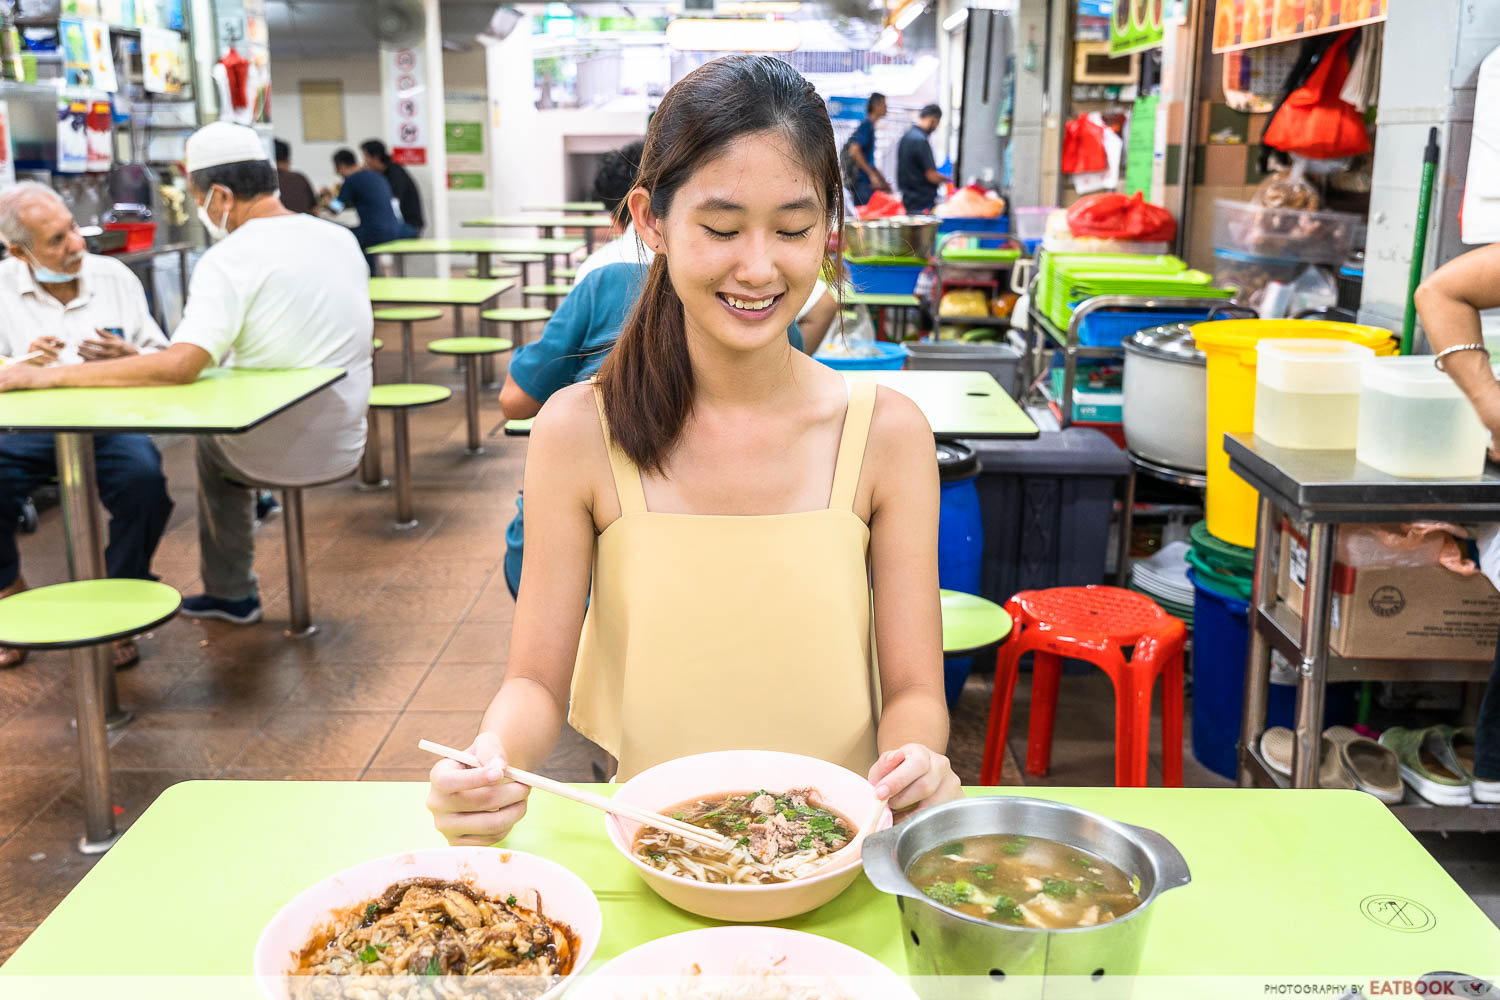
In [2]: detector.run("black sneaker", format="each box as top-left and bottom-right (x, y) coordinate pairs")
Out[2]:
(181, 593), (263, 625)
(255, 490), (280, 523)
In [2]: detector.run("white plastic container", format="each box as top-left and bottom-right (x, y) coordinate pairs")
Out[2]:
(1253, 339), (1374, 449)
(1356, 357), (1489, 478)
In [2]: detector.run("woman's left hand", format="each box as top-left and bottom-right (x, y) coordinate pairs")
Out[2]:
(868, 743), (962, 815)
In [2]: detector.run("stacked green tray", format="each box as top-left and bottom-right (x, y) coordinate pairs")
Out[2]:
(1036, 252), (1191, 326)
(1042, 267), (1236, 330)
(940, 246), (1022, 266)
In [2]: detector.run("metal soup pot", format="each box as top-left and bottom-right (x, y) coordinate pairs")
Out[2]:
(845, 216), (941, 259)
(861, 797), (1190, 997)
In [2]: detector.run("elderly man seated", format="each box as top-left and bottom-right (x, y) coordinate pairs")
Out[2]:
(0, 123), (373, 627)
(0, 182), (175, 670)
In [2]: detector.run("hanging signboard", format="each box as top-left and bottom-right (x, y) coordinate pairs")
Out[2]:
(1109, 0), (1186, 56)
(390, 47), (427, 166)
(1212, 0), (1386, 54)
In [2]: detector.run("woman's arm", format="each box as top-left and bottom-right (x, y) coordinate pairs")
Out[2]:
(1415, 244), (1500, 451)
(864, 387), (961, 812)
(427, 382), (602, 844)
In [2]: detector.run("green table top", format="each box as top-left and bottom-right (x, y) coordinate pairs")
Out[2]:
(523, 283), (575, 297)
(2, 782), (1494, 986)
(0, 579), (180, 648)
(368, 277), (514, 307)
(427, 337), (514, 356)
(505, 417), (535, 436)
(367, 238), (585, 256)
(851, 370), (1039, 440)
(839, 289), (921, 308)
(939, 588), (1012, 654)
(371, 306), (444, 322)
(369, 383), (452, 408)
(463, 215), (614, 230)
(521, 201), (606, 213)
(0, 367), (345, 435)
(482, 307), (553, 323)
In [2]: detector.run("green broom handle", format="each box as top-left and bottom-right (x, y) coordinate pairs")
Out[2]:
(1401, 127), (1440, 356)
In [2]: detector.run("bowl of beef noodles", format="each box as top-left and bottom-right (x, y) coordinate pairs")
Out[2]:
(603, 750), (892, 922)
(254, 846), (602, 1000)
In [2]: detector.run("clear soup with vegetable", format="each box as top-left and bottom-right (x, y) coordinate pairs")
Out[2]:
(905, 835), (1142, 929)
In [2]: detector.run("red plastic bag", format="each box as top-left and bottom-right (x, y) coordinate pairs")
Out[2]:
(1061, 115), (1108, 175)
(855, 190), (906, 219)
(1264, 32), (1371, 160)
(1065, 192), (1177, 243)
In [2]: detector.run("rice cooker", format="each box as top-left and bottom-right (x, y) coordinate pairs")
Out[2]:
(1122, 324), (1207, 473)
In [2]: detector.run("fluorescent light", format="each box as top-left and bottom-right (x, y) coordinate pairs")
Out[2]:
(941, 7), (967, 31)
(665, 17), (801, 50)
(873, 24), (899, 50)
(717, 0), (801, 12)
(894, 0), (925, 29)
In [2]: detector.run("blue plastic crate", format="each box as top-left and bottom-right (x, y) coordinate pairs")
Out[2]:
(846, 261), (924, 295)
(1073, 308), (1214, 347)
(814, 341), (909, 371)
(938, 215), (1011, 248)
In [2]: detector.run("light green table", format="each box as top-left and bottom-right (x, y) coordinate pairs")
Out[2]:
(1, 782), (1495, 992)
(369, 278), (515, 382)
(463, 214), (615, 253)
(0, 369), (345, 852)
(366, 238), (585, 281)
(838, 287), (923, 340)
(521, 201), (606, 213)
(850, 370), (1038, 440)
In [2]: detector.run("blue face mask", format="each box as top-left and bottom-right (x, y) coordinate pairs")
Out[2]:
(24, 251), (77, 284)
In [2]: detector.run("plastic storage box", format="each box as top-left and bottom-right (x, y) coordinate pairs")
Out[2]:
(1076, 308), (1217, 347)
(1213, 199), (1362, 265)
(905, 341), (1023, 396)
(938, 215), (1010, 248)
(1213, 249), (1304, 305)
(961, 429), (1129, 604)
(844, 260), (925, 295)
(1253, 339), (1373, 450)
(1355, 357), (1489, 478)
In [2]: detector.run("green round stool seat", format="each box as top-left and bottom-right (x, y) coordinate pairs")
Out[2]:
(940, 589), (1013, 655)
(501, 253), (546, 263)
(369, 383), (452, 409)
(552, 266), (578, 279)
(372, 338), (384, 352)
(523, 284), (574, 297)
(0, 580), (181, 648)
(428, 337), (514, 356)
(373, 307), (444, 323)
(481, 307), (553, 323)
(464, 265), (524, 279)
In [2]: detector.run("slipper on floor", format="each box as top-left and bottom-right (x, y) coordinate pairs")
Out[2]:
(1324, 725), (1404, 804)
(1379, 726), (1473, 806)
(1259, 727), (1353, 789)
(1437, 725), (1500, 805)
(0, 645), (26, 670)
(112, 638), (139, 671)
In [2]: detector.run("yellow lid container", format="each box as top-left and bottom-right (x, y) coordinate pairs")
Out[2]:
(1192, 319), (1397, 547)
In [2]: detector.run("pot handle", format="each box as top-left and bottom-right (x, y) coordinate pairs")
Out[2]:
(1126, 823), (1192, 893)
(859, 826), (923, 901)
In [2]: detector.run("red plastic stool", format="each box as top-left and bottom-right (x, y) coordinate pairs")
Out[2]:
(979, 586), (1186, 788)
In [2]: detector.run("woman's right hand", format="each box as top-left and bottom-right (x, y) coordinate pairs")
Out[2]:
(426, 731), (532, 846)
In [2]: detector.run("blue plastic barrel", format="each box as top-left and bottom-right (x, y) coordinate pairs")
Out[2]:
(938, 443), (984, 706)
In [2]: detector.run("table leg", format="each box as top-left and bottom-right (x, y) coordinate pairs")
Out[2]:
(177, 247), (190, 321)
(1290, 521), (1335, 789)
(392, 410), (418, 530)
(357, 409), (389, 491)
(55, 433), (131, 731)
(479, 295), (497, 386)
(395, 255), (406, 278)
(464, 360), (483, 456)
(1115, 464), (1137, 587)
(281, 488), (317, 639)
(452, 306), (465, 374)
(584, 228), (596, 254)
(71, 644), (118, 854)
(477, 251), (492, 280)
(1237, 495), (1280, 787)
(401, 321), (416, 383)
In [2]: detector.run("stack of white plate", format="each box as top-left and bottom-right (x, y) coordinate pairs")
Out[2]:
(1129, 540), (1195, 626)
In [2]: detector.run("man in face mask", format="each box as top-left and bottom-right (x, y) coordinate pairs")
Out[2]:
(0, 181), (174, 670)
(0, 122), (374, 628)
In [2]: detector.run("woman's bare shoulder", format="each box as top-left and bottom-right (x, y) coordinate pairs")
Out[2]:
(531, 381), (604, 449)
(869, 384), (934, 454)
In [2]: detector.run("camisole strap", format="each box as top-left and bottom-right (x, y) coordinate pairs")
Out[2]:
(829, 378), (878, 512)
(591, 380), (648, 516)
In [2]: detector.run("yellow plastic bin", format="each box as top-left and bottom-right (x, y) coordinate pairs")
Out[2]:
(1193, 319), (1397, 547)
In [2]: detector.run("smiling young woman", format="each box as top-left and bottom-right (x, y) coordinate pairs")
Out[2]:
(426, 55), (958, 848)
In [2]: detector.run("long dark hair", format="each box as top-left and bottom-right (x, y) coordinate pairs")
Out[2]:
(598, 55), (844, 474)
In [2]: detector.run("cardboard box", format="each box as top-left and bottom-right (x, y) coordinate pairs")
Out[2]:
(1276, 525), (1500, 661)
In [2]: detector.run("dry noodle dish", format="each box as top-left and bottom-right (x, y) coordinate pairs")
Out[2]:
(292, 878), (578, 999)
(636, 959), (853, 1000)
(905, 835), (1143, 929)
(634, 789), (854, 885)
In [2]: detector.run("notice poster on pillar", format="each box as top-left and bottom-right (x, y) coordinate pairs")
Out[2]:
(390, 47), (427, 166)
(1212, 0), (1386, 54)
(0, 102), (15, 189)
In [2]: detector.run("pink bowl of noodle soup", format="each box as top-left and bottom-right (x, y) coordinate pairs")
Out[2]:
(603, 750), (892, 922)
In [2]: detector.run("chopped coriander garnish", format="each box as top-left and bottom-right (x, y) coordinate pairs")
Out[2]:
(736, 836), (750, 847)
(673, 812), (685, 820)
(356, 943), (388, 963)
(921, 880), (974, 907)
(797, 835), (814, 850)
(939, 841), (965, 856)
(423, 956), (442, 976)
(1000, 836), (1029, 856)
(363, 902), (379, 924)
(1070, 855), (1094, 869)
(505, 894), (517, 907)
(649, 852), (665, 864)
(971, 863), (996, 881)
(1041, 878), (1077, 900)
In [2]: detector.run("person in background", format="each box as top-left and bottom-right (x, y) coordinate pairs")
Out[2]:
(0, 124), (374, 628)
(361, 139), (424, 239)
(0, 181), (173, 670)
(274, 139), (317, 215)
(1412, 244), (1500, 805)
(574, 140), (647, 283)
(897, 104), (950, 215)
(845, 92), (888, 208)
(322, 148), (402, 268)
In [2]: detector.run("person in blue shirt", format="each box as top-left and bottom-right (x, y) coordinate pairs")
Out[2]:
(323, 148), (401, 267)
(498, 261), (805, 597)
(897, 105), (950, 215)
(844, 93), (889, 208)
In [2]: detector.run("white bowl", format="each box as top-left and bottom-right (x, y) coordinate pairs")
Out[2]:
(570, 926), (918, 1000)
(604, 750), (892, 922)
(252, 846), (602, 1000)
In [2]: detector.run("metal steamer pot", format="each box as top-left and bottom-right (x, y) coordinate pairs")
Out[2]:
(845, 216), (941, 259)
(1122, 324), (1208, 473)
(861, 797), (1190, 999)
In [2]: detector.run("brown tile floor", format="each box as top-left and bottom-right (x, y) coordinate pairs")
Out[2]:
(0, 307), (1495, 966)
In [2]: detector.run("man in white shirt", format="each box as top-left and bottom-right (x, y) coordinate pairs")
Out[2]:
(0, 123), (373, 627)
(574, 140), (648, 284)
(0, 182), (174, 670)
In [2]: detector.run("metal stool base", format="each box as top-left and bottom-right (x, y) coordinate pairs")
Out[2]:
(393, 518), (420, 531)
(284, 624), (320, 639)
(355, 478), (390, 492)
(78, 830), (121, 855)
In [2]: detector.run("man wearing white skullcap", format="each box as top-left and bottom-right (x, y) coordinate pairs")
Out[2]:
(0, 121), (374, 628)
